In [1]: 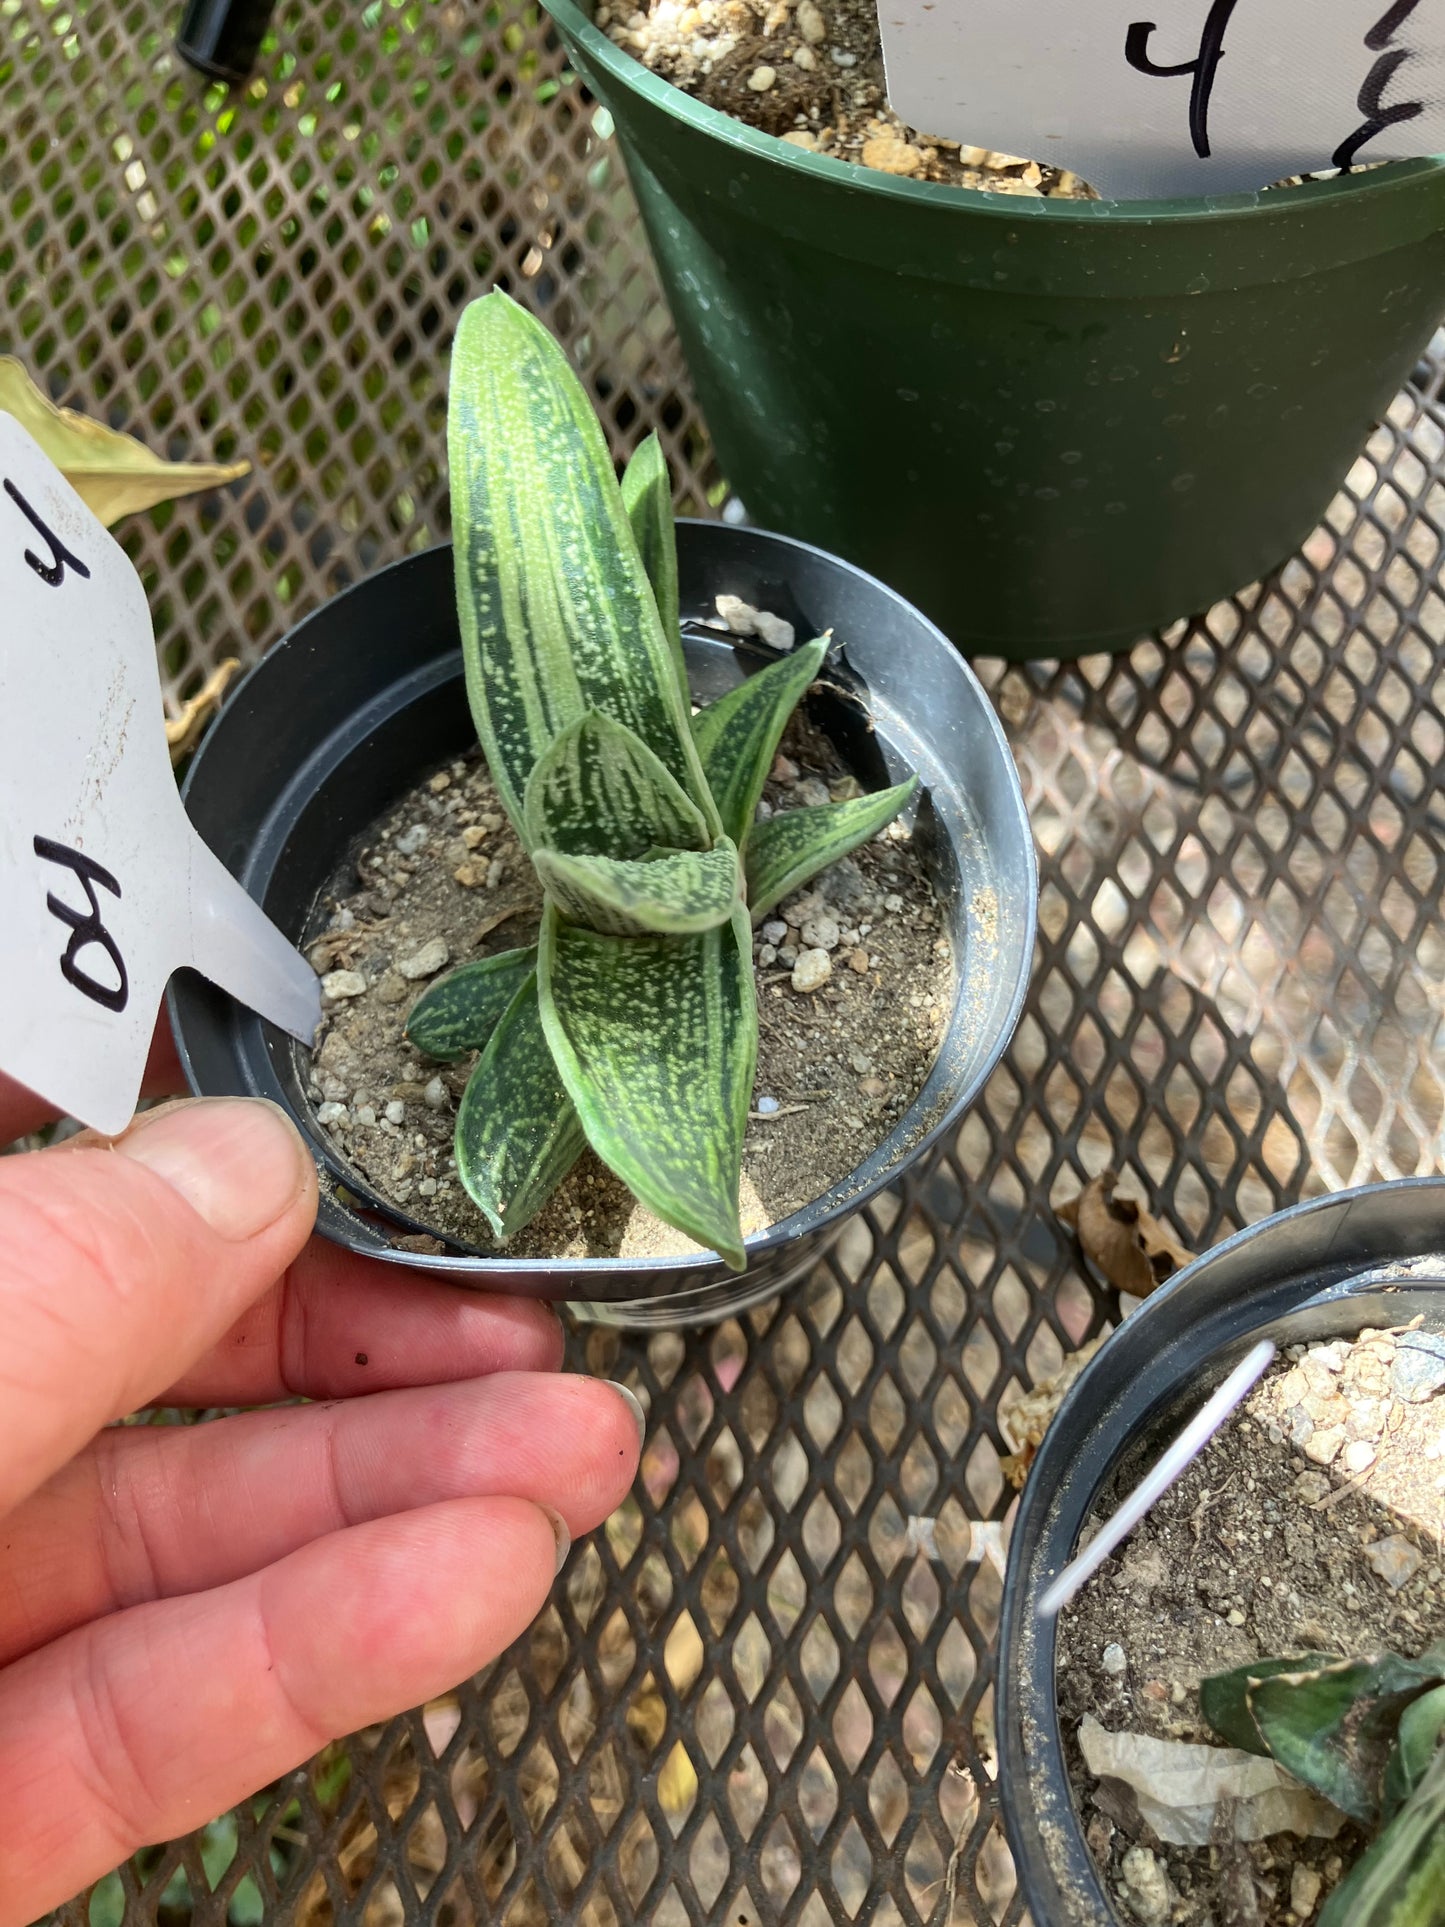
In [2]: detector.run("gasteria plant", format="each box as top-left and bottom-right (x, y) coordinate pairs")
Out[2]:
(406, 291), (917, 1268)
(1201, 1642), (1445, 1925)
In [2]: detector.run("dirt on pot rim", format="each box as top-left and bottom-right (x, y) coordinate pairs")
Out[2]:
(298, 673), (954, 1262)
(599, 0), (1097, 194)
(1058, 1324), (1445, 1925)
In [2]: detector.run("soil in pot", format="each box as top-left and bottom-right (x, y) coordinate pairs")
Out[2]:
(600, 0), (1097, 193)
(1056, 1325), (1445, 1924)
(298, 685), (955, 1262)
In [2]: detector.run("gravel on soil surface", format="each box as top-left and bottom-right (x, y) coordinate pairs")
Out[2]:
(599, 0), (1096, 194)
(299, 679), (954, 1261)
(1059, 1324), (1445, 1925)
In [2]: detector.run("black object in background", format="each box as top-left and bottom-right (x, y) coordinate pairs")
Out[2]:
(176, 0), (277, 81)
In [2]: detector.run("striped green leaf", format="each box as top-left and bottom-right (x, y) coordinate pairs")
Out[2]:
(1201, 1653), (1338, 1755)
(1206, 1649), (1445, 1825)
(1385, 1684), (1445, 1820)
(523, 710), (708, 859)
(537, 901), (757, 1269)
(454, 970), (587, 1241)
(535, 838), (742, 936)
(448, 292), (717, 838)
(404, 946), (537, 1059)
(1319, 1745), (1445, 1927)
(691, 636), (829, 846)
(745, 778), (919, 920)
(620, 432), (685, 699)
(1253, 1652), (1445, 1824)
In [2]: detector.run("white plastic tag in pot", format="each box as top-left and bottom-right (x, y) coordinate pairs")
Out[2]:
(0, 413), (320, 1135)
(880, 0), (1445, 200)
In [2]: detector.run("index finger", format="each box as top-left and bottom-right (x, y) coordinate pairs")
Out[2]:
(161, 1238), (564, 1406)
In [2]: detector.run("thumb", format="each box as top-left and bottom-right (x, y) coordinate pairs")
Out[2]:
(0, 1098), (315, 1520)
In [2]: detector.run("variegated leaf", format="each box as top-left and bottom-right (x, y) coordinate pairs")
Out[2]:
(1387, 1682), (1445, 1817)
(537, 901), (756, 1269)
(1319, 1744), (1445, 1927)
(404, 946), (537, 1059)
(745, 778), (919, 919)
(1249, 1652), (1445, 1823)
(691, 636), (829, 846)
(535, 838), (742, 936)
(620, 431), (685, 698)
(522, 710), (708, 860)
(1201, 1653), (1339, 1756)
(448, 292), (717, 837)
(454, 970), (587, 1241)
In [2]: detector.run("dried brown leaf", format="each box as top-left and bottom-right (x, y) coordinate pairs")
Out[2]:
(1059, 1168), (1195, 1299)
(999, 1336), (1107, 1487)
(165, 658), (241, 763)
(0, 356), (249, 523)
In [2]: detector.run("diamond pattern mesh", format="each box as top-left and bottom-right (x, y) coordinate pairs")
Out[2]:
(6, 1), (1444, 1922)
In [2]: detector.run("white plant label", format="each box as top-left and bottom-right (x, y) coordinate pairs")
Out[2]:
(0, 413), (321, 1135)
(880, 0), (1445, 201)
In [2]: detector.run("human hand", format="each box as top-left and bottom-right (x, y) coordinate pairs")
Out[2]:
(0, 1049), (643, 1923)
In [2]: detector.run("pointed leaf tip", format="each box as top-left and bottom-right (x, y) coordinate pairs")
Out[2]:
(692, 636), (830, 847)
(745, 776), (918, 920)
(405, 946), (538, 1059)
(0, 356), (249, 524)
(621, 432), (685, 699)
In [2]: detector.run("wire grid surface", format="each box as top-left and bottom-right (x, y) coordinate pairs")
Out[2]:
(7, 0), (1444, 1922)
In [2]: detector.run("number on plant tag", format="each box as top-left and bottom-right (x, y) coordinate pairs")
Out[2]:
(0, 413), (320, 1135)
(879, 0), (1445, 200)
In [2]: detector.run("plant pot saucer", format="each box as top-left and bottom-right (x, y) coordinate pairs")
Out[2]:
(171, 521), (1037, 1326)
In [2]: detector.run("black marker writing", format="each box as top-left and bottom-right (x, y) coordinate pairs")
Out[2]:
(1367, 0), (1423, 51)
(1125, 0), (1242, 159)
(1334, 0), (1425, 170)
(33, 836), (129, 1013)
(2, 478), (91, 588)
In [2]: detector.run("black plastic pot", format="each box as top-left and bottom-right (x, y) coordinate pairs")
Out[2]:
(997, 1179), (1445, 1925)
(170, 522), (1036, 1325)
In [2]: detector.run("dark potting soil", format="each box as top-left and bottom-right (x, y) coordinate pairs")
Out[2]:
(1058, 1327), (1445, 1925)
(600, 0), (1097, 194)
(298, 686), (954, 1262)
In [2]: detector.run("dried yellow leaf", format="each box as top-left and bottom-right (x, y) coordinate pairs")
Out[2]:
(999, 1336), (1107, 1487)
(165, 658), (242, 764)
(0, 357), (249, 524)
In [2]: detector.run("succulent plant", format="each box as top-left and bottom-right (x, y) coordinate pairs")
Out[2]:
(406, 292), (917, 1267)
(1202, 1642), (1445, 1924)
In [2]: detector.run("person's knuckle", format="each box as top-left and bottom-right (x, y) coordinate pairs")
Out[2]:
(68, 1628), (162, 1856)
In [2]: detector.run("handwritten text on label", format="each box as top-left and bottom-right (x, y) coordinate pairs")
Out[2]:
(0, 413), (320, 1135)
(880, 0), (1445, 201)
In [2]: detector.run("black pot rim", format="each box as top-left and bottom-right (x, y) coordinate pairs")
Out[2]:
(172, 520), (1038, 1298)
(996, 1174), (1445, 1926)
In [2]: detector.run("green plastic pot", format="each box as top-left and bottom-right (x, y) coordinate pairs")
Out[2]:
(546, 0), (1445, 658)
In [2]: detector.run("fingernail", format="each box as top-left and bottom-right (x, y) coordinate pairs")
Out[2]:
(539, 1504), (571, 1576)
(114, 1098), (310, 1241)
(608, 1379), (647, 1447)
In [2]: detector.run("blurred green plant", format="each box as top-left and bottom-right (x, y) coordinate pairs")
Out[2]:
(406, 291), (915, 1266)
(1202, 1641), (1445, 1924)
